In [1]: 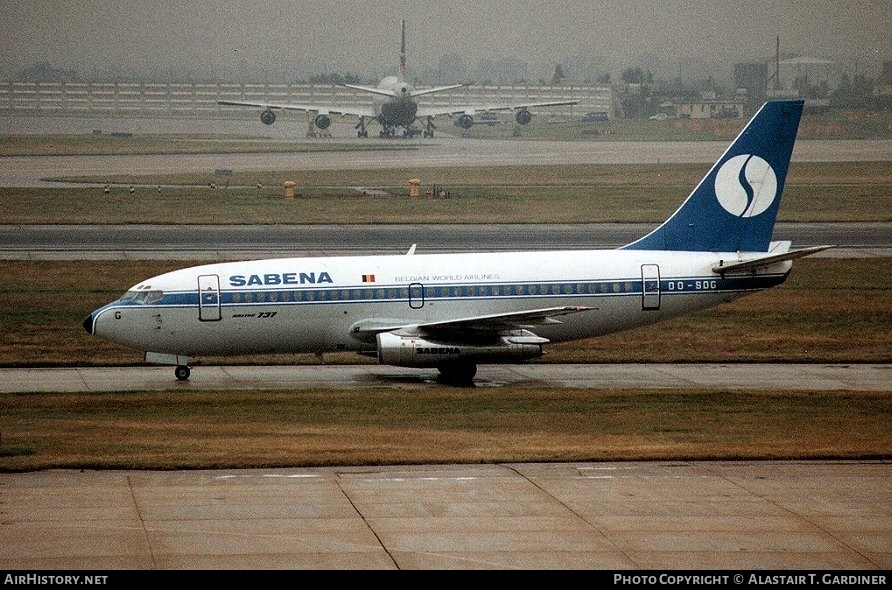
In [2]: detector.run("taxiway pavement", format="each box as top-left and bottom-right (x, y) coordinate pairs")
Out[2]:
(2, 363), (889, 393)
(1, 461), (888, 570)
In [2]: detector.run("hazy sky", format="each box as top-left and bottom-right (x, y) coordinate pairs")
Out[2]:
(1, 1), (889, 82)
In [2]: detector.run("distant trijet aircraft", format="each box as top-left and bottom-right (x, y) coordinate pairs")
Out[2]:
(218, 20), (578, 138)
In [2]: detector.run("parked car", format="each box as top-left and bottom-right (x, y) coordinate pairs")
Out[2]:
(582, 111), (609, 122)
(711, 109), (740, 119)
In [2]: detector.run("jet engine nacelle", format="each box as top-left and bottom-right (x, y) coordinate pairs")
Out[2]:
(260, 109), (276, 125)
(456, 114), (474, 129)
(314, 114), (331, 129)
(515, 109), (532, 125)
(375, 331), (543, 368)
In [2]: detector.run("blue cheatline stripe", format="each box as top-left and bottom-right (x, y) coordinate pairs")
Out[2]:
(112, 274), (787, 309)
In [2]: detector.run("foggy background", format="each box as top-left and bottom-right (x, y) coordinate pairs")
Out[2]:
(1, 0), (889, 86)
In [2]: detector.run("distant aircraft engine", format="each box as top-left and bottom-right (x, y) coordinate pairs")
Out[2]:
(515, 109), (532, 125)
(260, 109), (276, 125)
(456, 114), (474, 129)
(375, 332), (543, 368)
(314, 114), (332, 130)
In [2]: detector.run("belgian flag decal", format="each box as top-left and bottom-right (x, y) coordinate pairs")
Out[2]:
(362, 274), (376, 283)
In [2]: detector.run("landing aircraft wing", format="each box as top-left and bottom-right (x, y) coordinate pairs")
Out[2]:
(217, 99), (377, 119)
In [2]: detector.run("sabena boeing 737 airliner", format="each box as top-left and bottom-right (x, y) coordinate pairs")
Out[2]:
(84, 100), (831, 383)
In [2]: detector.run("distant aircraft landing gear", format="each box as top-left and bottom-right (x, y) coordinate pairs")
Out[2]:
(174, 365), (191, 381)
(423, 116), (436, 138)
(355, 117), (369, 138)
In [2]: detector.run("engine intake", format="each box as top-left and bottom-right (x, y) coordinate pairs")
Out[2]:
(376, 331), (543, 368)
(260, 109), (276, 125)
(456, 114), (474, 129)
(314, 114), (331, 129)
(515, 109), (532, 125)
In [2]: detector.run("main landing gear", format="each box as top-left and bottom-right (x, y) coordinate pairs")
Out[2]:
(355, 117), (369, 138)
(423, 116), (436, 138)
(174, 365), (191, 381)
(436, 361), (477, 385)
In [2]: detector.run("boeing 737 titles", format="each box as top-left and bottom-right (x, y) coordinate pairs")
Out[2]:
(84, 100), (832, 384)
(218, 20), (579, 138)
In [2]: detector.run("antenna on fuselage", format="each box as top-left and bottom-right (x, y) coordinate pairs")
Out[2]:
(399, 20), (407, 81)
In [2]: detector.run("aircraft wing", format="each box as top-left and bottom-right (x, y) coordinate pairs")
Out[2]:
(416, 305), (591, 333)
(217, 100), (377, 119)
(351, 305), (591, 341)
(416, 99), (579, 119)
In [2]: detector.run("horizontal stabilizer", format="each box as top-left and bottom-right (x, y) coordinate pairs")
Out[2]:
(712, 245), (834, 273)
(340, 83), (398, 98)
(411, 83), (469, 97)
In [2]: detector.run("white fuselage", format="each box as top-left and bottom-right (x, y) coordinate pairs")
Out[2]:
(87, 249), (790, 359)
(373, 75), (418, 127)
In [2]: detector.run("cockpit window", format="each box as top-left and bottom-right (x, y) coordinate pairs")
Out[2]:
(121, 290), (163, 304)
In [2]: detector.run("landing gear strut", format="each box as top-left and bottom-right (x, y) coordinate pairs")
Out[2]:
(423, 116), (436, 138)
(355, 117), (368, 138)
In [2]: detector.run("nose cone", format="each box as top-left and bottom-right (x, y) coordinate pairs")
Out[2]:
(83, 312), (95, 334)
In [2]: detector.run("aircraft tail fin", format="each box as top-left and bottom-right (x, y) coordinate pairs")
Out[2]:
(399, 20), (407, 81)
(622, 100), (804, 253)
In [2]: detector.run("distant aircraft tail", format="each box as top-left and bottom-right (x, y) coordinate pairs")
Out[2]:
(622, 100), (804, 253)
(399, 19), (407, 82)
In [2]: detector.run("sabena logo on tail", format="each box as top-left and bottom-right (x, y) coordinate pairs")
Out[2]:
(622, 100), (804, 253)
(714, 154), (778, 218)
